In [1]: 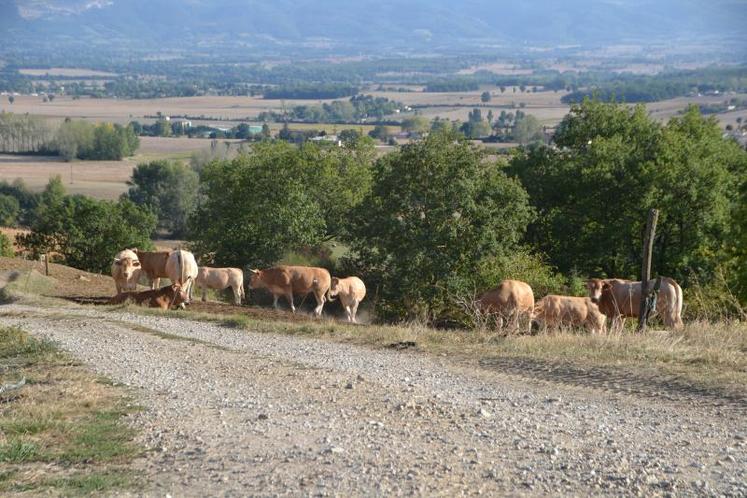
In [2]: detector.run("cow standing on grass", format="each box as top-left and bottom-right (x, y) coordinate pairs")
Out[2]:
(111, 249), (141, 294)
(165, 250), (199, 303)
(533, 295), (607, 334)
(195, 267), (245, 305)
(586, 277), (684, 330)
(133, 249), (171, 289)
(249, 266), (331, 317)
(477, 279), (535, 332)
(328, 276), (366, 323)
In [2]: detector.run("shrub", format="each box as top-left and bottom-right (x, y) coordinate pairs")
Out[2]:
(349, 130), (533, 325)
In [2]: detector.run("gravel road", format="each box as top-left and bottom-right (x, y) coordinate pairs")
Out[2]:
(1, 303), (745, 497)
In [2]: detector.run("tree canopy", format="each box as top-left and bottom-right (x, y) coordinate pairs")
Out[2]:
(349, 130), (533, 323)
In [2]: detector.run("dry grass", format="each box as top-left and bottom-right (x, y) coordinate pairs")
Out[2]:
(0, 326), (141, 495)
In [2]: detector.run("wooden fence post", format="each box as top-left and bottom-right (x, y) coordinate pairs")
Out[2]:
(637, 209), (659, 332)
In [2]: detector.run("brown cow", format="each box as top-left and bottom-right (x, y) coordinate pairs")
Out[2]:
(328, 276), (366, 323)
(108, 284), (189, 310)
(586, 277), (684, 330)
(249, 266), (331, 317)
(196, 266), (245, 305)
(133, 249), (171, 289)
(476, 279), (534, 331)
(111, 249), (141, 294)
(533, 295), (607, 334)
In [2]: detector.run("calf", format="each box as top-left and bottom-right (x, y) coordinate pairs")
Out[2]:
(195, 266), (245, 305)
(477, 279), (534, 332)
(328, 276), (366, 323)
(533, 295), (607, 334)
(108, 284), (189, 310)
(249, 265), (331, 317)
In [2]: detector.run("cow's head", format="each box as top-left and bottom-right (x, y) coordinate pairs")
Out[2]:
(114, 256), (141, 280)
(170, 283), (189, 308)
(586, 278), (605, 304)
(328, 277), (341, 298)
(248, 269), (263, 289)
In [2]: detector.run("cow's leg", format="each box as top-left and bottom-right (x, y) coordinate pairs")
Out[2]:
(344, 304), (353, 322)
(286, 292), (296, 313)
(272, 294), (279, 309)
(201, 286), (207, 302)
(350, 300), (360, 323)
(232, 285), (241, 305)
(313, 292), (325, 317)
(152, 277), (160, 290)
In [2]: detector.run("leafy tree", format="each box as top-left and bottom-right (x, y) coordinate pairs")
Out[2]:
(19, 182), (155, 273)
(338, 129), (361, 145)
(154, 119), (172, 137)
(481, 91), (492, 103)
(460, 109), (491, 139)
(349, 130), (533, 323)
(513, 114), (544, 144)
(189, 145), (326, 268)
(368, 125), (392, 141)
(401, 116), (430, 135)
(509, 100), (746, 285)
(126, 160), (199, 237)
(0, 232), (14, 257)
(56, 120), (94, 161)
(0, 194), (20, 226)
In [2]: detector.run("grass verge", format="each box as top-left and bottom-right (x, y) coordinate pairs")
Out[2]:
(0, 326), (141, 496)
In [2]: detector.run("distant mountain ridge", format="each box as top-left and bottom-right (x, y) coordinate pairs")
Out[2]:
(2, 0), (746, 54)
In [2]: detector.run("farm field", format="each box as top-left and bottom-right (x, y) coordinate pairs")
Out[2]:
(0, 136), (231, 199)
(2, 89), (741, 131)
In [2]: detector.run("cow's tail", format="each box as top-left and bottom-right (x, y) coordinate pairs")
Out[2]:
(673, 279), (684, 330)
(662, 277), (684, 330)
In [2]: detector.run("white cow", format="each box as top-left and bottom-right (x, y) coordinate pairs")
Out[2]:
(195, 267), (245, 305)
(165, 250), (198, 304)
(111, 249), (141, 294)
(328, 276), (366, 323)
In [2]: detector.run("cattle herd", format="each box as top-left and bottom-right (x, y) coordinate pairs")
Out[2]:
(111, 248), (685, 331)
(110, 248), (367, 322)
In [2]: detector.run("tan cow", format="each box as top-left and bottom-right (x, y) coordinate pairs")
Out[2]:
(108, 284), (189, 310)
(586, 277), (684, 330)
(476, 279), (534, 331)
(249, 265), (331, 317)
(133, 249), (171, 289)
(195, 267), (245, 305)
(328, 276), (366, 323)
(111, 249), (141, 294)
(533, 295), (607, 334)
(165, 250), (199, 303)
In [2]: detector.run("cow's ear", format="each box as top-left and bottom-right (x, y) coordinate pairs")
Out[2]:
(250, 269), (260, 274)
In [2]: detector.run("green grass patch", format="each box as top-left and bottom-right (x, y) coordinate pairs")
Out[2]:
(0, 326), (142, 495)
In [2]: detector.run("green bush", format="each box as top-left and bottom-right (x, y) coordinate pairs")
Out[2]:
(349, 130), (533, 325)
(18, 179), (155, 273)
(0, 232), (14, 257)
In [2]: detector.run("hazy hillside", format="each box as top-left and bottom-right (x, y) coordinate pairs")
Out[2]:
(2, 0), (746, 55)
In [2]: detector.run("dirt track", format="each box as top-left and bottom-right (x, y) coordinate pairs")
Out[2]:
(1, 302), (745, 497)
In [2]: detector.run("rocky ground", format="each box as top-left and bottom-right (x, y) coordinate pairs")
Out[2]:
(1, 302), (745, 497)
